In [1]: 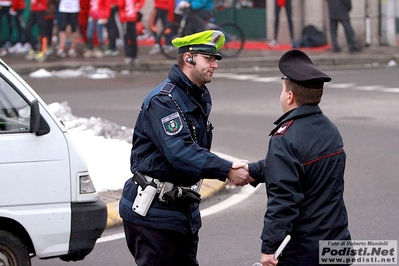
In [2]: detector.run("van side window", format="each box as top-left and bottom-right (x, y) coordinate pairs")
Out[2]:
(0, 77), (31, 133)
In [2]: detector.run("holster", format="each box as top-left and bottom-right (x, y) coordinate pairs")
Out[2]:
(132, 184), (157, 216)
(162, 186), (201, 207)
(131, 172), (160, 216)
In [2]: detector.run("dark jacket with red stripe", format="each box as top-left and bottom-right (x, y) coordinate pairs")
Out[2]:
(248, 104), (350, 265)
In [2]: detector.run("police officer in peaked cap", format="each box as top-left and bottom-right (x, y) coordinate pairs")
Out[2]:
(235, 50), (352, 266)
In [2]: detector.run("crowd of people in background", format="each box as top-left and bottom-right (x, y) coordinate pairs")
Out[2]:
(0, 0), (168, 64)
(0, 0), (221, 63)
(0, 0), (362, 63)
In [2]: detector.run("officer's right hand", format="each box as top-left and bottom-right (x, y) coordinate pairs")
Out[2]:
(227, 166), (254, 186)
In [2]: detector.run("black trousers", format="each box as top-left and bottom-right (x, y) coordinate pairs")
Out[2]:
(123, 21), (137, 59)
(149, 8), (169, 37)
(123, 220), (199, 266)
(273, 0), (294, 41)
(25, 11), (46, 51)
(106, 6), (119, 51)
(329, 18), (359, 52)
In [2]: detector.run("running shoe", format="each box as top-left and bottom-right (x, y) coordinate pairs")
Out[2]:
(34, 52), (47, 62)
(148, 44), (160, 55)
(68, 48), (78, 57)
(0, 48), (7, 56)
(104, 49), (120, 56)
(93, 49), (104, 58)
(8, 43), (22, 54)
(124, 57), (133, 64)
(25, 49), (36, 60)
(83, 50), (93, 58)
(56, 48), (66, 57)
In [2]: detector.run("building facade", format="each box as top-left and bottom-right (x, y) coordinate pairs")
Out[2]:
(265, 0), (398, 47)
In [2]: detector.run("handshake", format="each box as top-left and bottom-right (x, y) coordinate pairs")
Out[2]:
(227, 160), (254, 186)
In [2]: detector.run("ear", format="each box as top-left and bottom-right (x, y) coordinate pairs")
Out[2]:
(287, 90), (295, 105)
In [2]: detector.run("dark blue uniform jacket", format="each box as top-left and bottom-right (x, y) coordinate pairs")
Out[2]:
(120, 64), (232, 234)
(249, 105), (351, 263)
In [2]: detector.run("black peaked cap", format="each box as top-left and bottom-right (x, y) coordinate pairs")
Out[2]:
(279, 49), (332, 89)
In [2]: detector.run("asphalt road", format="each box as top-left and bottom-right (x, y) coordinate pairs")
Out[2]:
(27, 66), (399, 266)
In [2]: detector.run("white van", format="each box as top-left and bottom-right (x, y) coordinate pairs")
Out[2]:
(0, 59), (107, 265)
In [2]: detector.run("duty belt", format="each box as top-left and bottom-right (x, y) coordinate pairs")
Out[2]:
(141, 174), (203, 202)
(132, 171), (203, 216)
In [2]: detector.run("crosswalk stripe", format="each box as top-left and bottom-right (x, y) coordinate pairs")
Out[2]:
(381, 88), (399, 93)
(216, 73), (398, 94)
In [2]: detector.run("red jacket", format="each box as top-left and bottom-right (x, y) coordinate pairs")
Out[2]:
(155, 0), (174, 22)
(11, 0), (25, 11)
(30, 0), (47, 11)
(118, 0), (145, 23)
(89, 0), (110, 19)
(154, 0), (171, 10)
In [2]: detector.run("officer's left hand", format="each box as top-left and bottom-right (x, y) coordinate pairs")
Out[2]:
(260, 253), (278, 266)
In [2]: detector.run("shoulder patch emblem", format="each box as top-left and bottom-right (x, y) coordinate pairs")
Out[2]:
(274, 120), (293, 136)
(161, 112), (183, 136)
(160, 82), (175, 94)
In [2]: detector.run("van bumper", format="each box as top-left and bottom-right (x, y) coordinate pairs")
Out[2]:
(60, 200), (107, 261)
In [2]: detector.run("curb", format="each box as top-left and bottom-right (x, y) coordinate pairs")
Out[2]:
(104, 179), (227, 228)
(8, 54), (399, 76)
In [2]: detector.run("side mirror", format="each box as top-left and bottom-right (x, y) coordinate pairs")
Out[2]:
(30, 99), (40, 134)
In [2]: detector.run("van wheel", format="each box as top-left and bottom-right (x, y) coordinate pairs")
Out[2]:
(0, 230), (31, 266)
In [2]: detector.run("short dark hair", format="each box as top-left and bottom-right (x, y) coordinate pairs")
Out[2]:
(285, 79), (323, 105)
(177, 53), (184, 67)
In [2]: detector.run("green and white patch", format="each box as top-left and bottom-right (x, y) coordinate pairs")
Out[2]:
(161, 112), (183, 136)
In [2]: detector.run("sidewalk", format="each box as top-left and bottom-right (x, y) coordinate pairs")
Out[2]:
(2, 39), (399, 76)
(2, 40), (398, 228)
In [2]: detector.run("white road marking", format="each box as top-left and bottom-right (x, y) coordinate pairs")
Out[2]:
(216, 73), (399, 94)
(97, 232), (125, 243)
(354, 85), (384, 91)
(326, 83), (356, 89)
(381, 88), (399, 93)
(200, 185), (260, 217)
(214, 73), (260, 80)
(251, 77), (281, 83)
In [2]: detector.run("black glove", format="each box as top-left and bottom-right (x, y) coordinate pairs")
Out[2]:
(163, 187), (201, 205)
(180, 188), (201, 204)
